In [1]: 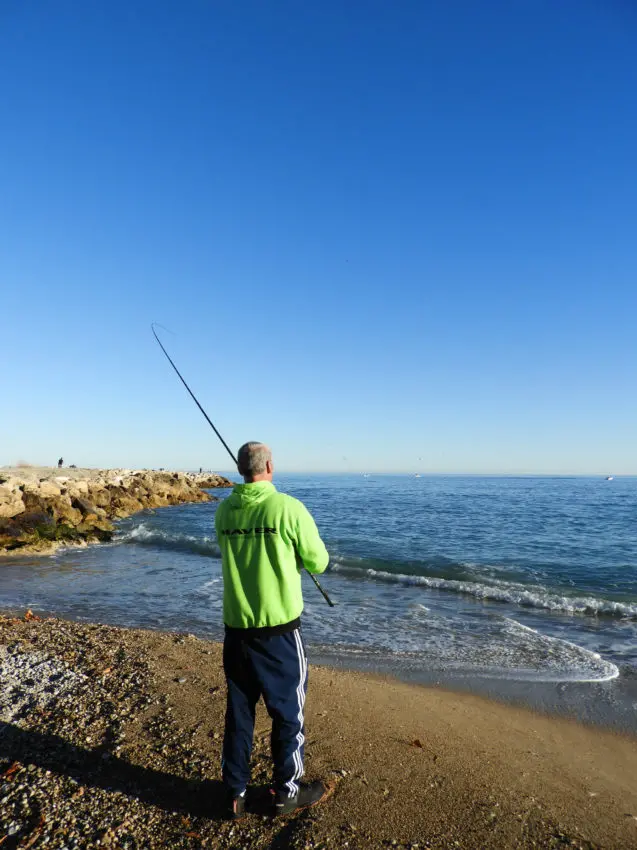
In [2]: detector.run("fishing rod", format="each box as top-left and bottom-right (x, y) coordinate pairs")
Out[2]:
(151, 323), (335, 607)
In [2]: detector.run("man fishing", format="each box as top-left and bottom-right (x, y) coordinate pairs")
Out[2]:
(215, 441), (331, 819)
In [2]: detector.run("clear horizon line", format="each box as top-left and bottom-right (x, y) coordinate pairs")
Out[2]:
(2, 464), (632, 478)
(211, 470), (633, 478)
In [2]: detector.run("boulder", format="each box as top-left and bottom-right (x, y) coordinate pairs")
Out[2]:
(88, 488), (112, 509)
(37, 480), (63, 498)
(135, 473), (157, 490)
(77, 517), (114, 534)
(67, 480), (90, 496)
(0, 520), (24, 548)
(151, 472), (175, 487)
(0, 476), (23, 491)
(21, 490), (52, 515)
(12, 511), (54, 533)
(193, 473), (234, 488)
(71, 496), (107, 518)
(48, 497), (84, 527)
(110, 494), (144, 517)
(129, 485), (150, 501)
(146, 493), (170, 508)
(0, 485), (25, 518)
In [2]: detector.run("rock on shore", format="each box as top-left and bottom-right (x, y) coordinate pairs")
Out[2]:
(0, 467), (234, 555)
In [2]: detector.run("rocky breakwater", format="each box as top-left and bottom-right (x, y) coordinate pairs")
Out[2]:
(0, 467), (233, 555)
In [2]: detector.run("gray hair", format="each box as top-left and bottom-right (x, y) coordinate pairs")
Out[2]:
(237, 442), (272, 478)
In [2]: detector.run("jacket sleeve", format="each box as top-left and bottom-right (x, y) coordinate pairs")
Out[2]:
(293, 503), (329, 575)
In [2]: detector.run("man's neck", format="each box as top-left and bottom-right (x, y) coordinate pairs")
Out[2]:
(243, 475), (272, 484)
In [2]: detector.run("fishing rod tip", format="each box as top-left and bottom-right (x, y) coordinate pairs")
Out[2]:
(151, 322), (177, 336)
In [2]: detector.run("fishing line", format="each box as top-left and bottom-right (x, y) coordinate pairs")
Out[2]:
(151, 322), (335, 607)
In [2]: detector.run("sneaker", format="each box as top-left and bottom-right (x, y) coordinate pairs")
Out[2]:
(225, 791), (246, 821)
(272, 780), (331, 816)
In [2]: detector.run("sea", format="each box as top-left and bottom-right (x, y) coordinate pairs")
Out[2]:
(1, 475), (636, 731)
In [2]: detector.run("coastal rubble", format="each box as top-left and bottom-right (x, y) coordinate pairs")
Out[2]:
(0, 468), (233, 555)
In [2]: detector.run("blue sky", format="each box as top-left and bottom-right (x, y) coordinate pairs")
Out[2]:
(1, 1), (635, 474)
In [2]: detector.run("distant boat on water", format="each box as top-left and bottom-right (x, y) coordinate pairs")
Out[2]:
(414, 473), (421, 478)
(606, 476), (614, 481)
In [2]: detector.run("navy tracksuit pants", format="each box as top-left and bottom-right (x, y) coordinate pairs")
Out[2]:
(222, 627), (308, 798)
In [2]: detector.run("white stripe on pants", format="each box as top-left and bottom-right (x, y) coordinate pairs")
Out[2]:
(285, 628), (307, 797)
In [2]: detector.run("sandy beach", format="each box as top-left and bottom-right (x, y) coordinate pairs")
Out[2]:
(1, 613), (636, 849)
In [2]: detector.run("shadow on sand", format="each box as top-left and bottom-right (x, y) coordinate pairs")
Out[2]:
(0, 721), (294, 843)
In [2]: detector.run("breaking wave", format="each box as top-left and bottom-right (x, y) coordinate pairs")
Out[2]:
(498, 618), (619, 682)
(114, 525), (637, 620)
(330, 556), (637, 620)
(116, 524), (222, 559)
(314, 615), (620, 683)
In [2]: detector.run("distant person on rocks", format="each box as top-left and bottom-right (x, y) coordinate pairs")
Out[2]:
(57, 457), (63, 468)
(215, 441), (331, 820)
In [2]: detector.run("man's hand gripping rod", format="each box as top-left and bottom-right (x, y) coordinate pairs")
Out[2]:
(151, 323), (335, 607)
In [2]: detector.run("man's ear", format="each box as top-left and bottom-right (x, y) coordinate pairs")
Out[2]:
(266, 459), (274, 475)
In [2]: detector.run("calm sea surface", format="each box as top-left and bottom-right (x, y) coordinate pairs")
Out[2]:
(1, 475), (636, 729)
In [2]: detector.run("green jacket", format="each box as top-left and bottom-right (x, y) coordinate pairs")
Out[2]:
(214, 481), (329, 629)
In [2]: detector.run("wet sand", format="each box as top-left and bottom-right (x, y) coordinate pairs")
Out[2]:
(1, 613), (636, 848)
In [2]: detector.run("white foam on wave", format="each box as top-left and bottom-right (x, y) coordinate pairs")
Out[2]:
(312, 609), (620, 683)
(500, 618), (619, 683)
(330, 558), (637, 620)
(194, 578), (221, 596)
(116, 523), (222, 558)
